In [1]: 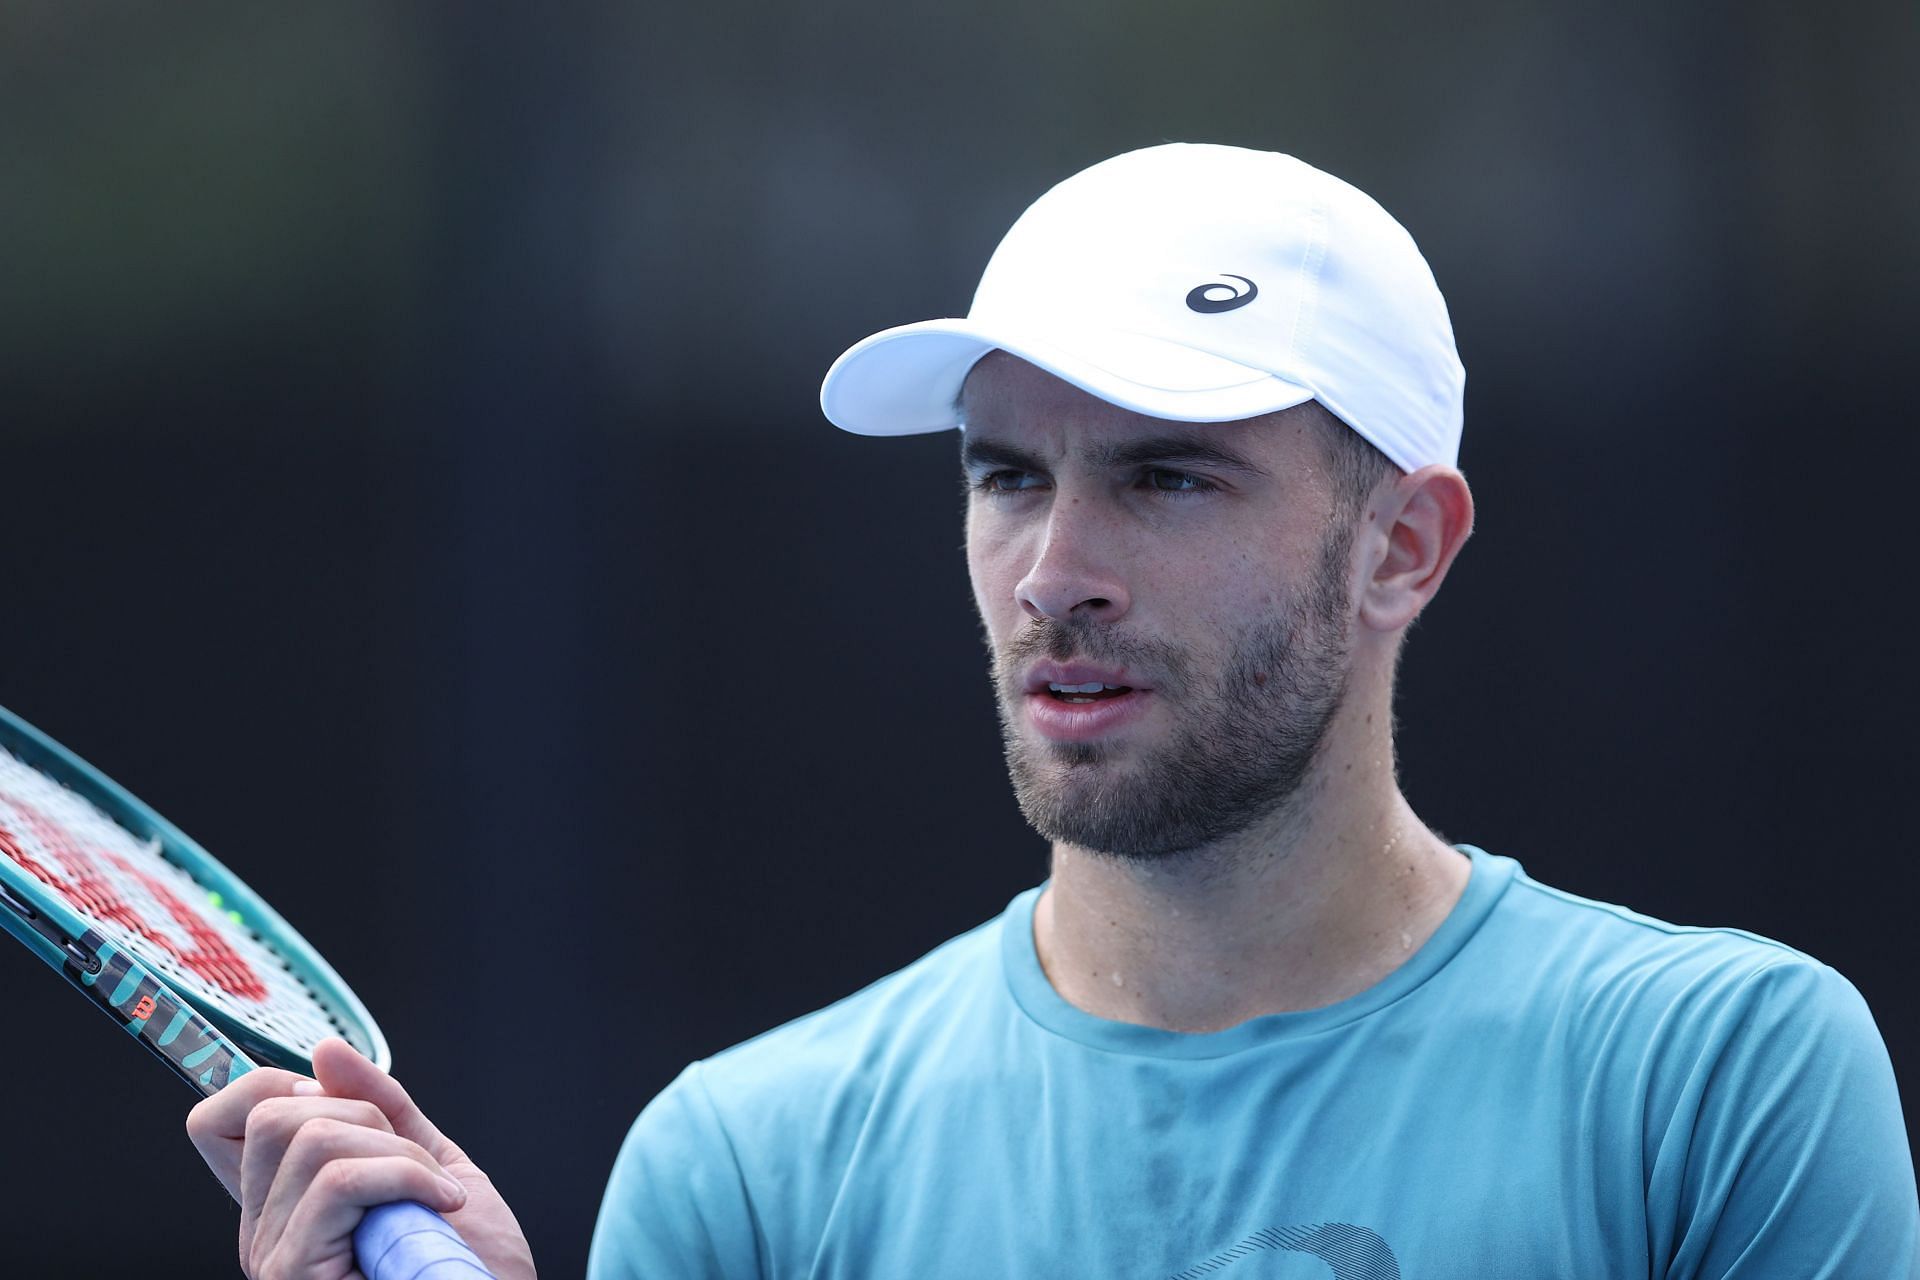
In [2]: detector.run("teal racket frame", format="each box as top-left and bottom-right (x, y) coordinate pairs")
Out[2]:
(0, 703), (389, 1092)
(0, 704), (494, 1279)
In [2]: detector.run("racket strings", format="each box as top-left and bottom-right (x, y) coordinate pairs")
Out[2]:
(0, 746), (352, 1056)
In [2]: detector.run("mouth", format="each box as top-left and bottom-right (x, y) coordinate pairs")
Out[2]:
(1042, 680), (1134, 705)
(1022, 661), (1149, 698)
(1019, 664), (1153, 742)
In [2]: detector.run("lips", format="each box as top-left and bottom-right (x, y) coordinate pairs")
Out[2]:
(1021, 662), (1153, 743)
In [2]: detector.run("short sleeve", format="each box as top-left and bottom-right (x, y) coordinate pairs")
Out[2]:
(1658, 959), (1919, 1278)
(587, 1063), (767, 1280)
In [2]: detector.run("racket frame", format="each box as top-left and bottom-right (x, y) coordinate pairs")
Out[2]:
(0, 704), (389, 1092)
(0, 705), (494, 1279)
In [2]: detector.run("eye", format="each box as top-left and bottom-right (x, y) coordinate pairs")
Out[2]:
(974, 469), (1047, 494)
(1144, 469), (1216, 494)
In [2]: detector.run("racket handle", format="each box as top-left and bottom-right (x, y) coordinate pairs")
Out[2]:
(353, 1200), (497, 1280)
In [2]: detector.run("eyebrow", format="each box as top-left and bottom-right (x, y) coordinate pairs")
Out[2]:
(960, 437), (1047, 474)
(960, 432), (1269, 477)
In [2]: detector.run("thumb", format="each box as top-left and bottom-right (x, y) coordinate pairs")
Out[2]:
(311, 1037), (462, 1161)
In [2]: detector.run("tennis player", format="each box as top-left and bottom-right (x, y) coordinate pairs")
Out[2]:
(188, 144), (1919, 1278)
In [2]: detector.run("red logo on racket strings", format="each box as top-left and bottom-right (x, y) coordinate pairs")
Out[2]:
(0, 808), (268, 1001)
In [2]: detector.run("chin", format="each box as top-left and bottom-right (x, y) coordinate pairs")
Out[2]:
(1011, 759), (1191, 859)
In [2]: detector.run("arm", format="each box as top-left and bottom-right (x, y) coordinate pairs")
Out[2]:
(186, 1038), (537, 1280)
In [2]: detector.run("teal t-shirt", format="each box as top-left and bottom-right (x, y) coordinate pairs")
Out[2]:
(588, 848), (1918, 1277)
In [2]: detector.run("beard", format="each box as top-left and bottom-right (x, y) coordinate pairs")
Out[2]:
(990, 530), (1353, 861)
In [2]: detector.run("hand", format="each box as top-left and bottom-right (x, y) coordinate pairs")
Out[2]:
(187, 1038), (537, 1280)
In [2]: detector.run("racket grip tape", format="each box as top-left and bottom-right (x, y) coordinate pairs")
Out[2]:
(353, 1200), (497, 1280)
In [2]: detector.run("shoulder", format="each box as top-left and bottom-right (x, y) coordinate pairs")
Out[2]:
(1467, 854), (1917, 1270)
(651, 895), (1018, 1159)
(1476, 855), (1860, 1026)
(1453, 851), (1897, 1128)
(1491, 866), (1894, 1100)
(703, 898), (1009, 1090)
(589, 900), (1021, 1279)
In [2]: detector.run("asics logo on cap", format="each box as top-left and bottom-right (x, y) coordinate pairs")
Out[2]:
(1185, 274), (1259, 314)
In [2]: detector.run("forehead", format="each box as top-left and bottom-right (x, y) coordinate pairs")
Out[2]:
(957, 351), (1326, 470)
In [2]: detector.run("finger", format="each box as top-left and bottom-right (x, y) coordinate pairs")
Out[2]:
(252, 1155), (468, 1280)
(242, 1097), (397, 1201)
(311, 1038), (465, 1163)
(185, 1068), (315, 1200)
(250, 1120), (464, 1273)
(238, 1096), (397, 1259)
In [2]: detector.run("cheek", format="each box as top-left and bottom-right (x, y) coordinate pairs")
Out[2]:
(1168, 544), (1284, 626)
(965, 521), (1027, 627)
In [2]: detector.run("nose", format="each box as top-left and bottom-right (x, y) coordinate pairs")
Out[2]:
(1014, 500), (1132, 623)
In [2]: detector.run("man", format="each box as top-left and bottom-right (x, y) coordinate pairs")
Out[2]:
(188, 144), (1918, 1277)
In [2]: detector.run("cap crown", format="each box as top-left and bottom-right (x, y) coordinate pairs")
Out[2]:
(970, 144), (1464, 470)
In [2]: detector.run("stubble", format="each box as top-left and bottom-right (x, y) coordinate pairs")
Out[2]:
(990, 529), (1354, 861)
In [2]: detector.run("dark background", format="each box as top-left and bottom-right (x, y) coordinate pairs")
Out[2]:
(3, 1), (1915, 1272)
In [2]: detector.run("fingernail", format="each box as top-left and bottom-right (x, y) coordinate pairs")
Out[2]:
(439, 1176), (467, 1205)
(291, 1080), (324, 1096)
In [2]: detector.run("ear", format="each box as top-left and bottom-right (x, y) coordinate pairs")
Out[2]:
(1355, 465), (1474, 634)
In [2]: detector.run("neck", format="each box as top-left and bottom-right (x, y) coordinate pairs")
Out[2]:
(1030, 671), (1469, 1033)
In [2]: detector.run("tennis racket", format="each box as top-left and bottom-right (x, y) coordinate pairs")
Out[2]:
(0, 703), (497, 1280)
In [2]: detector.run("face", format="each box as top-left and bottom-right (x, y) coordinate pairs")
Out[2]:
(963, 354), (1360, 861)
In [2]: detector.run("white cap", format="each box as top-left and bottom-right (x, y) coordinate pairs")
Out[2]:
(818, 143), (1465, 472)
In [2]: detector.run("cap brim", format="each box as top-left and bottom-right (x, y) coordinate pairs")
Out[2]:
(819, 318), (1317, 436)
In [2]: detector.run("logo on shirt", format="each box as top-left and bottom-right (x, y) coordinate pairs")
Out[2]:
(1168, 1222), (1399, 1279)
(1185, 274), (1259, 314)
